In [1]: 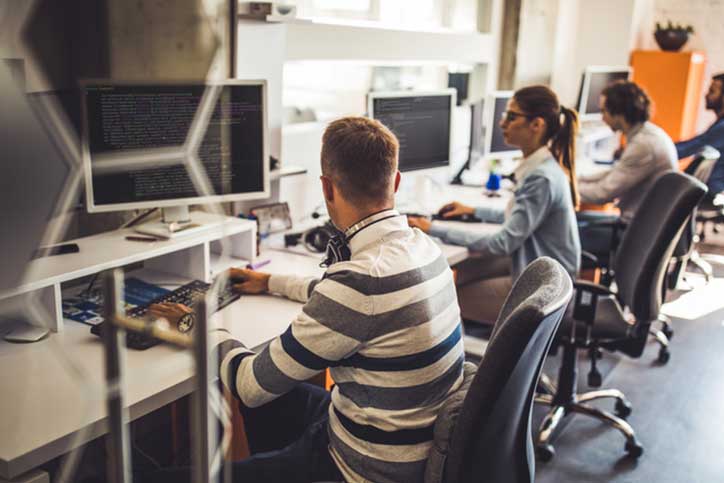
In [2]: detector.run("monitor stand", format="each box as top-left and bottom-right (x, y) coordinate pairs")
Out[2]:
(135, 206), (219, 239)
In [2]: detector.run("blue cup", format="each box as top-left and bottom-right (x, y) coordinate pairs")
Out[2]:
(486, 172), (501, 191)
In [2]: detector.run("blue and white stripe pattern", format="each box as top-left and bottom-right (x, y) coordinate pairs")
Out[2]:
(218, 210), (464, 482)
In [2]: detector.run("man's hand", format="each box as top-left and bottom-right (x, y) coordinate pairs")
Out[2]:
(438, 201), (474, 219)
(148, 302), (193, 328)
(408, 216), (432, 233)
(228, 267), (271, 294)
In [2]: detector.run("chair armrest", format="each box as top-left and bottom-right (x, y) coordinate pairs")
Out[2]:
(571, 280), (614, 328)
(573, 279), (614, 297)
(576, 217), (625, 229)
(580, 250), (599, 268)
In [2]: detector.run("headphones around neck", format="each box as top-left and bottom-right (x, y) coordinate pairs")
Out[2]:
(303, 222), (350, 267)
(285, 212), (399, 267)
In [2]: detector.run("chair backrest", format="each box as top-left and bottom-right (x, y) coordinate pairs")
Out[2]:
(442, 257), (573, 483)
(614, 171), (707, 323)
(674, 154), (718, 257)
(671, 213), (695, 258)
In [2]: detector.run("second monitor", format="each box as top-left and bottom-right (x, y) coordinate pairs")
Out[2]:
(484, 90), (521, 159)
(368, 89), (456, 172)
(576, 66), (633, 121)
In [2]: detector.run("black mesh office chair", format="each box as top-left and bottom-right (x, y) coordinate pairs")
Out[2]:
(679, 151), (719, 279)
(685, 150), (724, 243)
(535, 172), (707, 461)
(423, 257), (572, 483)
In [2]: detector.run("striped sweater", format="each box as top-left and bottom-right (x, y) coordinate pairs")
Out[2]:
(216, 210), (464, 483)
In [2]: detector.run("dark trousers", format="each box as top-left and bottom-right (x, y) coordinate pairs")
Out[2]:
(143, 383), (343, 483)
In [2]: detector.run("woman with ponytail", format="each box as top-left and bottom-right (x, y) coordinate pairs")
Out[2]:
(408, 85), (581, 324)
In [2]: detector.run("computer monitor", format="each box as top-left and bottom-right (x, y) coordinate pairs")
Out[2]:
(576, 66), (632, 121)
(484, 91), (521, 159)
(81, 79), (269, 236)
(448, 72), (469, 106)
(367, 89), (455, 172)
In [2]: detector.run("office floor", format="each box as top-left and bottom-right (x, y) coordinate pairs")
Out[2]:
(536, 226), (724, 483)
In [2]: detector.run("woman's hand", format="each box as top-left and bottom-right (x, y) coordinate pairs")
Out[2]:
(408, 216), (432, 233)
(228, 267), (271, 294)
(438, 201), (474, 219)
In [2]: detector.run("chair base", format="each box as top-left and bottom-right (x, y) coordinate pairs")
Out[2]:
(534, 390), (643, 462)
(535, 341), (644, 461)
(689, 250), (713, 282)
(649, 314), (673, 364)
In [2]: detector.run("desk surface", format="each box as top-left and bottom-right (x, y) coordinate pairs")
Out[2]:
(0, 235), (478, 479)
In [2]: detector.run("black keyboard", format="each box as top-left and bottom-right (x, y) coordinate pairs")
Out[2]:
(90, 279), (241, 350)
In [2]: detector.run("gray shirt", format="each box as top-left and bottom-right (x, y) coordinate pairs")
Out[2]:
(578, 121), (678, 222)
(429, 147), (581, 279)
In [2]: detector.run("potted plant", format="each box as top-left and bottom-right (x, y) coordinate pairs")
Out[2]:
(654, 20), (694, 52)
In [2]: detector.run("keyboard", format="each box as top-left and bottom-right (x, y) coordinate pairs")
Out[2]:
(90, 279), (241, 350)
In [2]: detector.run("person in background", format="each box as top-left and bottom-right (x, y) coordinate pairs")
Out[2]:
(408, 85), (581, 324)
(146, 117), (464, 483)
(676, 72), (724, 199)
(577, 81), (678, 262)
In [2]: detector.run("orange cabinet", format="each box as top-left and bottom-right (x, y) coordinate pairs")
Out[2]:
(630, 50), (707, 142)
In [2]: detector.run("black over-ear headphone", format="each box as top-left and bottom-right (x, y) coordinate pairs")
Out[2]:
(284, 222), (351, 266)
(303, 223), (338, 253)
(307, 222), (350, 267)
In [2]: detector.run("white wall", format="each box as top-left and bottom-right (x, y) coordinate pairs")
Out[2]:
(651, 0), (724, 128)
(516, 0), (643, 107)
(549, 0), (580, 108)
(521, 0), (722, 130)
(514, 0), (559, 87)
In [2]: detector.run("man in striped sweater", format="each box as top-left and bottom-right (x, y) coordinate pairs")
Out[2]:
(152, 117), (464, 482)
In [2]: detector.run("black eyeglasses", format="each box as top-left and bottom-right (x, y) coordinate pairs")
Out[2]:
(501, 110), (534, 122)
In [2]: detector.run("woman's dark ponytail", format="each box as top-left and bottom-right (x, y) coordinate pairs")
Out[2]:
(514, 85), (580, 208)
(551, 105), (580, 208)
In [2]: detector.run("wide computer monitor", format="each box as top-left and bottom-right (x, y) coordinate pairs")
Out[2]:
(367, 89), (455, 172)
(576, 66), (632, 121)
(484, 91), (521, 159)
(81, 79), (269, 236)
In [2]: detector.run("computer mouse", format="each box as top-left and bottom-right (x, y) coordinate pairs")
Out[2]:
(432, 210), (480, 223)
(432, 208), (479, 223)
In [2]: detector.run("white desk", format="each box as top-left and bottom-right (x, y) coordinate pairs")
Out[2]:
(0, 235), (479, 480)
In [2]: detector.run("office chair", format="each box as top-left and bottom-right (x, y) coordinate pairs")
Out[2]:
(684, 150), (724, 244)
(424, 257), (572, 483)
(577, 214), (627, 286)
(535, 171), (707, 461)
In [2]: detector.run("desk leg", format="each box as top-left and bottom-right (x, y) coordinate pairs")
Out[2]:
(225, 388), (251, 461)
(170, 400), (180, 462)
(324, 369), (335, 391)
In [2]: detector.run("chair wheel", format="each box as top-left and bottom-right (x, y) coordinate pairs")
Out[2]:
(536, 444), (555, 462)
(625, 440), (644, 458)
(658, 347), (671, 364)
(662, 326), (674, 339)
(588, 371), (602, 388)
(615, 399), (632, 419)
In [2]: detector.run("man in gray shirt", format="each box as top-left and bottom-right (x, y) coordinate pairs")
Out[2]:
(578, 81), (677, 260)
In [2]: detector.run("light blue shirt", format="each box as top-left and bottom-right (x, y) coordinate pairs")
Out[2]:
(429, 147), (581, 279)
